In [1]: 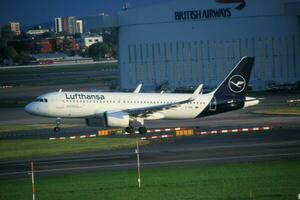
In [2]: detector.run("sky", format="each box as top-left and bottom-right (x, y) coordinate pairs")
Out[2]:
(0, 0), (173, 27)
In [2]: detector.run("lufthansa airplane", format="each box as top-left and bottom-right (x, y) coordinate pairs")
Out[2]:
(25, 56), (259, 134)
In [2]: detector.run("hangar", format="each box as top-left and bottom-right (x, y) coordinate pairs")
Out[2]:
(94, 0), (300, 90)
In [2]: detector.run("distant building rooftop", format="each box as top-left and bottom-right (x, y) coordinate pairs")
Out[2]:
(32, 53), (93, 63)
(32, 53), (66, 61)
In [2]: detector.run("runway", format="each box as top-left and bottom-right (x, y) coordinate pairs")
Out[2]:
(1, 127), (300, 179)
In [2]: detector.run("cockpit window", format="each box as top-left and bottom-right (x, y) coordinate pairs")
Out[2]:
(35, 98), (48, 103)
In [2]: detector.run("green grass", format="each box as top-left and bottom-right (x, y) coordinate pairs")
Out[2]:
(0, 138), (148, 160)
(253, 106), (300, 115)
(0, 63), (117, 75)
(0, 124), (79, 133)
(0, 62), (118, 87)
(1, 160), (299, 200)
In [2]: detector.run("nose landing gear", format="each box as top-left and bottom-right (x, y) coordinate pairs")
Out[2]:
(54, 117), (61, 132)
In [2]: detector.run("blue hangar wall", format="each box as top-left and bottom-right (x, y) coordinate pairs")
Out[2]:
(111, 0), (300, 90)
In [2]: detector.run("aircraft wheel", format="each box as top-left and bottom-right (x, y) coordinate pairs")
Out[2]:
(54, 127), (60, 132)
(138, 126), (147, 134)
(125, 126), (134, 134)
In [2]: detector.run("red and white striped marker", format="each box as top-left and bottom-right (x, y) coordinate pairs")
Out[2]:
(134, 127), (185, 134)
(196, 126), (271, 135)
(49, 134), (97, 140)
(140, 134), (174, 140)
(31, 161), (35, 200)
(140, 126), (272, 140)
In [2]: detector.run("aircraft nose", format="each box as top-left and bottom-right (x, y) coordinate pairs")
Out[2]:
(25, 102), (35, 114)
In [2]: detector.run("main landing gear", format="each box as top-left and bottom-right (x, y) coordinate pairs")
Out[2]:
(125, 119), (147, 134)
(54, 117), (61, 132)
(125, 126), (147, 134)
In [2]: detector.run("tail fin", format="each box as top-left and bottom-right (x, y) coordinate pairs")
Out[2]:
(196, 57), (254, 118)
(212, 56), (255, 97)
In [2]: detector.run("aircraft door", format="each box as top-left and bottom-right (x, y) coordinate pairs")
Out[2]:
(209, 97), (217, 111)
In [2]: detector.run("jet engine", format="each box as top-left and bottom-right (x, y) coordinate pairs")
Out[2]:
(85, 111), (130, 128)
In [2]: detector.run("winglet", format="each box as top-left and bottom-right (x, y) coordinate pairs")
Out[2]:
(189, 84), (203, 101)
(133, 83), (142, 93)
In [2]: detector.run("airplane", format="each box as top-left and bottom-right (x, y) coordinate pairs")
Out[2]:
(25, 56), (259, 134)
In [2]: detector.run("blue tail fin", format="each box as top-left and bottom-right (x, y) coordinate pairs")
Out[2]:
(213, 56), (255, 98)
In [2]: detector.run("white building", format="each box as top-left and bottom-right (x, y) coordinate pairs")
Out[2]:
(26, 29), (49, 35)
(100, 0), (300, 91)
(79, 36), (103, 48)
(55, 17), (62, 33)
(9, 22), (21, 35)
(76, 20), (84, 34)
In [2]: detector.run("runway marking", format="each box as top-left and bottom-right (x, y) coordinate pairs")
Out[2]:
(1, 152), (300, 177)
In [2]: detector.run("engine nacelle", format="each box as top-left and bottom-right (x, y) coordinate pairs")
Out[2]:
(85, 117), (106, 127)
(106, 111), (130, 128)
(85, 111), (130, 128)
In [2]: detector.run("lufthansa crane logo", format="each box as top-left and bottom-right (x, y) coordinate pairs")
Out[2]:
(228, 75), (246, 93)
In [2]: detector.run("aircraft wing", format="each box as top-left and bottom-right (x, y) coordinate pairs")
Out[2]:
(125, 84), (203, 117)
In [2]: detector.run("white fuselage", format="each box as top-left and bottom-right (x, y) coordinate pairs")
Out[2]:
(25, 91), (214, 120)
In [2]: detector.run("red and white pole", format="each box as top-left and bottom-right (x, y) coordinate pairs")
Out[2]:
(136, 140), (141, 188)
(31, 161), (35, 200)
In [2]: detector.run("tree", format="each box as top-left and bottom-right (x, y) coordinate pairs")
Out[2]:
(17, 51), (31, 64)
(0, 25), (15, 48)
(3, 47), (18, 60)
(87, 42), (110, 61)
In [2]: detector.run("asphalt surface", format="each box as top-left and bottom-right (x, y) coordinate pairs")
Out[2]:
(0, 127), (299, 179)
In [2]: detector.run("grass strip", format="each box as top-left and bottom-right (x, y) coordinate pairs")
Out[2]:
(1, 160), (299, 200)
(0, 75), (117, 88)
(0, 138), (147, 160)
(252, 106), (300, 115)
(0, 63), (117, 75)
